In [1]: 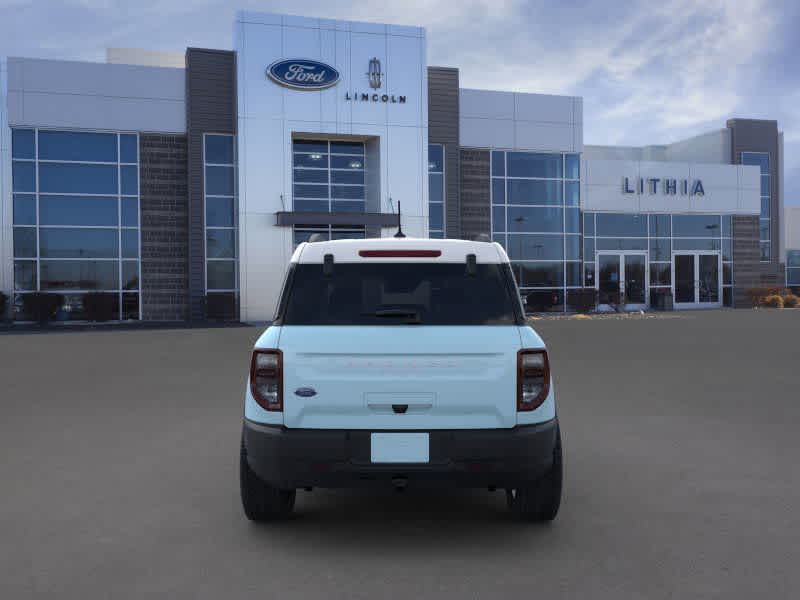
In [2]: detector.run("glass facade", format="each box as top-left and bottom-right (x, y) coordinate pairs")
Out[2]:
(742, 152), (770, 261)
(428, 144), (445, 238)
(11, 128), (141, 320)
(787, 250), (800, 290)
(491, 150), (580, 311)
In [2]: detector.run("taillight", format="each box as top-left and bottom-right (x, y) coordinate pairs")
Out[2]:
(250, 349), (283, 411)
(517, 349), (550, 411)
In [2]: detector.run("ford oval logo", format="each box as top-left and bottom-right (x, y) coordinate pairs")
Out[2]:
(294, 387), (317, 398)
(267, 59), (340, 90)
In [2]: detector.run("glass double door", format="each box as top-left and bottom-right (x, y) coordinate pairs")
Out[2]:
(596, 252), (647, 310)
(673, 252), (721, 309)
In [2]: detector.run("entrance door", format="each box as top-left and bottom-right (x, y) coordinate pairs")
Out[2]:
(672, 252), (721, 309)
(596, 252), (648, 311)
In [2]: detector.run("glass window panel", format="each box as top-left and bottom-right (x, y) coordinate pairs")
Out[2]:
(14, 261), (37, 291)
(596, 238), (647, 251)
(583, 238), (594, 262)
(507, 179), (562, 205)
(39, 195), (118, 226)
(39, 163), (118, 194)
(40, 228), (118, 258)
(330, 141), (364, 155)
(12, 129), (35, 159)
(429, 231), (444, 239)
(332, 170), (365, 185)
(331, 200), (365, 213)
(565, 235), (581, 260)
(787, 268), (800, 285)
(492, 179), (505, 205)
(565, 181), (579, 206)
(122, 293), (140, 320)
(293, 153), (329, 168)
(565, 262), (581, 287)
(787, 251), (800, 268)
(492, 233), (507, 250)
(12, 161), (36, 192)
(673, 214), (721, 237)
(583, 213), (595, 236)
(13, 194), (36, 225)
(294, 183), (329, 199)
(507, 235), (564, 260)
(721, 215), (732, 237)
(122, 229), (139, 258)
(507, 152), (562, 178)
(518, 262), (564, 287)
(429, 203), (444, 231)
(565, 154), (580, 180)
(722, 238), (732, 261)
(207, 260), (236, 290)
(38, 130), (117, 162)
(428, 173), (444, 204)
(205, 166), (234, 195)
(649, 214), (671, 237)
(522, 289), (564, 313)
(584, 262), (595, 287)
(120, 134), (138, 163)
(122, 261), (139, 290)
(760, 175), (770, 196)
(723, 287), (732, 307)
(40, 260), (119, 290)
(673, 238), (721, 251)
(331, 155), (363, 170)
(206, 197), (234, 227)
(723, 263), (732, 285)
(491, 151), (505, 177)
(741, 152), (769, 174)
(205, 135), (234, 164)
(293, 140), (328, 154)
(760, 242), (770, 261)
(507, 206), (563, 233)
(331, 229), (366, 240)
(13, 227), (37, 258)
(121, 198), (139, 227)
(759, 219), (770, 240)
(294, 229), (329, 245)
(293, 168), (328, 184)
(331, 185), (364, 200)
(294, 199), (329, 212)
(428, 144), (444, 172)
(565, 207), (580, 233)
(649, 238), (671, 261)
(121, 165), (138, 195)
(650, 263), (671, 286)
(761, 197), (770, 218)
(595, 213), (647, 237)
(207, 229), (236, 258)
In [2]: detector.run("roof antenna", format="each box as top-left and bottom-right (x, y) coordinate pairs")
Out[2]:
(393, 200), (406, 238)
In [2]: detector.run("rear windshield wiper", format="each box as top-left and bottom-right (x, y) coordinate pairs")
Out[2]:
(363, 309), (422, 324)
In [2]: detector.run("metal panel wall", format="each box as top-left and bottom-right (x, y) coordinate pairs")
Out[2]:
(427, 67), (460, 238)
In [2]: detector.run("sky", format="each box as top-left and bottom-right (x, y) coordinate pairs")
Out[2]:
(1, 0), (798, 205)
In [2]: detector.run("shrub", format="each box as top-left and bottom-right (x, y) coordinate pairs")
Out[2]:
(746, 287), (789, 307)
(83, 292), (118, 322)
(21, 293), (65, 324)
(782, 294), (799, 308)
(0, 292), (7, 322)
(762, 295), (784, 309)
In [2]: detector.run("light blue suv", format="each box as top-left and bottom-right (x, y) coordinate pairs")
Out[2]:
(240, 238), (562, 520)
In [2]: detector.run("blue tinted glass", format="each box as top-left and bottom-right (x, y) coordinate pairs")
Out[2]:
(331, 155), (363, 170)
(760, 175), (770, 196)
(207, 229), (236, 258)
(721, 215), (732, 237)
(584, 262), (595, 286)
(507, 206), (563, 233)
(331, 230), (366, 240)
(565, 154), (579, 179)
(428, 231), (444, 239)
(205, 135), (234, 164)
(294, 153), (329, 168)
(596, 238), (647, 251)
(583, 213), (594, 236)
(741, 152), (769, 174)
(294, 169), (328, 183)
(565, 208), (580, 233)
(120, 135), (138, 163)
(13, 194), (36, 225)
(207, 260), (236, 290)
(492, 179), (505, 205)
(760, 242), (770, 261)
(565, 235), (580, 260)
(331, 200), (365, 212)
(595, 213), (647, 237)
(206, 197), (234, 227)
(12, 161), (36, 192)
(40, 228), (118, 258)
(331, 185), (364, 200)
(673, 214), (720, 237)
(121, 198), (138, 227)
(507, 180), (562, 205)
(14, 227), (37, 258)
(566, 262), (581, 287)
(330, 141), (364, 155)
(723, 263), (732, 285)
(649, 214), (671, 237)
(294, 199), (328, 212)
(787, 251), (800, 268)
(789, 268), (800, 285)
(121, 165), (138, 195)
(491, 151), (505, 177)
(206, 166), (234, 195)
(649, 238), (671, 261)
(722, 238), (732, 261)
(293, 140), (328, 154)
(565, 181), (579, 206)
(122, 229), (139, 258)
(429, 174), (443, 204)
(38, 131), (117, 162)
(759, 220), (769, 240)
(39, 163), (118, 194)
(293, 229), (329, 245)
(428, 145), (444, 172)
(40, 195), (118, 226)
(507, 235), (564, 260)
(429, 203), (443, 230)
(14, 260), (37, 291)
(123, 261), (139, 290)
(761, 197), (770, 218)
(12, 129), (35, 159)
(40, 260), (119, 290)
(507, 152), (562, 178)
(492, 233), (506, 249)
(650, 264), (671, 286)
(518, 262), (564, 287)
(331, 170), (364, 185)
(492, 207), (505, 233)
(673, 238), (721, 251)
(294, 184), (328, 199)
(583, 237), (594, 261)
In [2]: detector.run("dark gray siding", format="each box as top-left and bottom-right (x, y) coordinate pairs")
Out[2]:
(732, 215), (760, 307)
(459, 149), (490, 240)
(139, 134), (189, 321)
(427, 67), (460, 238)
(186, 48), (237, 321)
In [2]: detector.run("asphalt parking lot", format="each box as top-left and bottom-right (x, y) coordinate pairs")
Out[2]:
(1, 309), (799, 599)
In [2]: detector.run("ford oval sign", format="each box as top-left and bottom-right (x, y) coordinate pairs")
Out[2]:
(267, 59), (340, 90)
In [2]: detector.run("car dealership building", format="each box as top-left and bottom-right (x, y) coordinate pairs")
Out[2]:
(0, 11), (793, 322)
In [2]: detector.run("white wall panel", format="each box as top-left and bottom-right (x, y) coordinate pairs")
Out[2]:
(460, 89), (514, 120)
(349, 33), (388, 126)
(514, 92), (572, 123)
(514, 121), (574, 152)
(387, 34), (422, 127)
(0, 59), (10, 295)
(459, 117), (514, 149)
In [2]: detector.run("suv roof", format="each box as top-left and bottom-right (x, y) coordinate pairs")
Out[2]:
(293, 237), (510, 264)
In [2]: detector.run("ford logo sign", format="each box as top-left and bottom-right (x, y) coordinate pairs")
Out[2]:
(294, 387), (317, 398)
(267, 59), (340, 90)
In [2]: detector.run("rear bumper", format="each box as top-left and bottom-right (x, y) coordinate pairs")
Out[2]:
(242, 418), (559, 489)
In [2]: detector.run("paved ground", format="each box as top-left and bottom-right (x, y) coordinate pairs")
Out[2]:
(1, 309), (799, 599)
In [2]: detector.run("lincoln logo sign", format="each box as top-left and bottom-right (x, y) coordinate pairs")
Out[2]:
(623, 177), (705, 196)
(266, 59), (340, 90)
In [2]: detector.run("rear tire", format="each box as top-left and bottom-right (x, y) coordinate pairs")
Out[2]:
(507, 427), (562, 521)
(240, 437), (296, 521)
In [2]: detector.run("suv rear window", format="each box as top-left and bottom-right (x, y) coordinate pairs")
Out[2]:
(277, 263), (522, 325)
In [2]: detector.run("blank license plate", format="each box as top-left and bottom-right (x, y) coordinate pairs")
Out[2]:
(370, 433), (429, 463)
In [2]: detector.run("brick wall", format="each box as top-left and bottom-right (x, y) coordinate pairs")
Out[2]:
(459, 149), (490, 240)
(139, 134), (189, 321)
